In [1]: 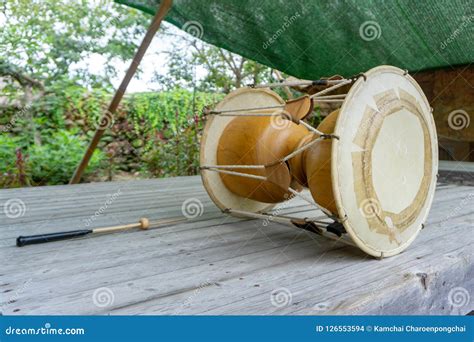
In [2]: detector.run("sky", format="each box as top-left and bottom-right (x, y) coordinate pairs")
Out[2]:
(0, 7), (206, 94)
(77, 22), (194, 93)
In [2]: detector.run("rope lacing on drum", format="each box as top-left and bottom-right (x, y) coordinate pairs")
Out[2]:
(349, 72), (367, 82)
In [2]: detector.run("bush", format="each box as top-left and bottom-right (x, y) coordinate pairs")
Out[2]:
(0, 134), (30, 187)
(1, 84), (224, 187)
(29, 130), (105, 185)
(143, 117), (201, 178)
(0, 130), (105, 187)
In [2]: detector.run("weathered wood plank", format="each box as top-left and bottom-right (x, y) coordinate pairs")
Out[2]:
(34, 217), (470, 316)
(0, 176), (472, 316)
(1, 184), (470, 237)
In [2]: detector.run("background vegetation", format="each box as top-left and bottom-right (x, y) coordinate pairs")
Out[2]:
(0, 0), (296, 188)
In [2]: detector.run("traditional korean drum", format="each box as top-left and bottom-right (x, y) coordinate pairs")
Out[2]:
(200, 66), (438, 258)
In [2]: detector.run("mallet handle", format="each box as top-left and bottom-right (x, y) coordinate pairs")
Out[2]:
(15, 217), (184, 247)
(93, 222), (141, 234)
(16, 230), (93, 247)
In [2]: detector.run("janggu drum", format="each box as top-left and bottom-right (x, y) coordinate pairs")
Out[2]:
(200, 66), (438, 258)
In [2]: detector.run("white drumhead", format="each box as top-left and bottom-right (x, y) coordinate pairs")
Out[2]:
(200, 88), (284, 213)
(332, 66), (438, 257)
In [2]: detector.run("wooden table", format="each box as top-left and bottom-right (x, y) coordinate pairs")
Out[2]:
(1, 176), (472, 315)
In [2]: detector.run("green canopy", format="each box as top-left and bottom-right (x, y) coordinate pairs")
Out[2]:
(116, 0), (473, 80)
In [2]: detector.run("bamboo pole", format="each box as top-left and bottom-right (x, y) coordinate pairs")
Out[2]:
(70, 0), (173, 184)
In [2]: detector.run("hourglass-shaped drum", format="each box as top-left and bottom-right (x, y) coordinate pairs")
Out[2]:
(200, 66), (438, 258)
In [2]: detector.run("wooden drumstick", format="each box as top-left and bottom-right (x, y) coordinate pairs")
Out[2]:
(16, 217), (185, 247)
(93, 218), (150, 234)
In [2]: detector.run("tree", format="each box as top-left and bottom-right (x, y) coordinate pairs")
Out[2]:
(0, 0), (151, 146)
(0, 61), (44, 144)
(0, 0), (150, 90)
(153, 30), (273, 93)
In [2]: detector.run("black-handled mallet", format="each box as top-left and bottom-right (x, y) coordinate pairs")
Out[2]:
(16, 217), (185, 247)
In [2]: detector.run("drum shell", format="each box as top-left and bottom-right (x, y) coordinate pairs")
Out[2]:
(303, 110), (339, 214)
(216, 116), (310, 203)
(216, 111), (340, 214)
(203, 66), (438, 258)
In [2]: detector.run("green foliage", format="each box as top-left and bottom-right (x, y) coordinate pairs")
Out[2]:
(0, 0), (275, 187)
(127, 89), (222, 131)
(154, 36), (274, 93)
(1, 84), (223, 187)
(115, 89), (223, 177)
(0, 135), (26, 174)
(0, 130), (105, 187)
(43, 80), (110, 132)
(28, 130), (105, 185)
(0, 0), (149, 89)
(143, 115), (202, 178)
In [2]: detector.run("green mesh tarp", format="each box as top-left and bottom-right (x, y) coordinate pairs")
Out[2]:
(116, 0), (473, 79)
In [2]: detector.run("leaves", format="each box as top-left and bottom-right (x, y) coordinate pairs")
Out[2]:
(154, 33), (274, 93)
(0, 0), (149, 89)
(0, 129), (105, 187)
(0, 0), (280, 186)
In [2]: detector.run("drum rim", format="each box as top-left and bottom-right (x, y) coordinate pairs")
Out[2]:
(200, 87), (283, 213)
(331, 65), (439, 257)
